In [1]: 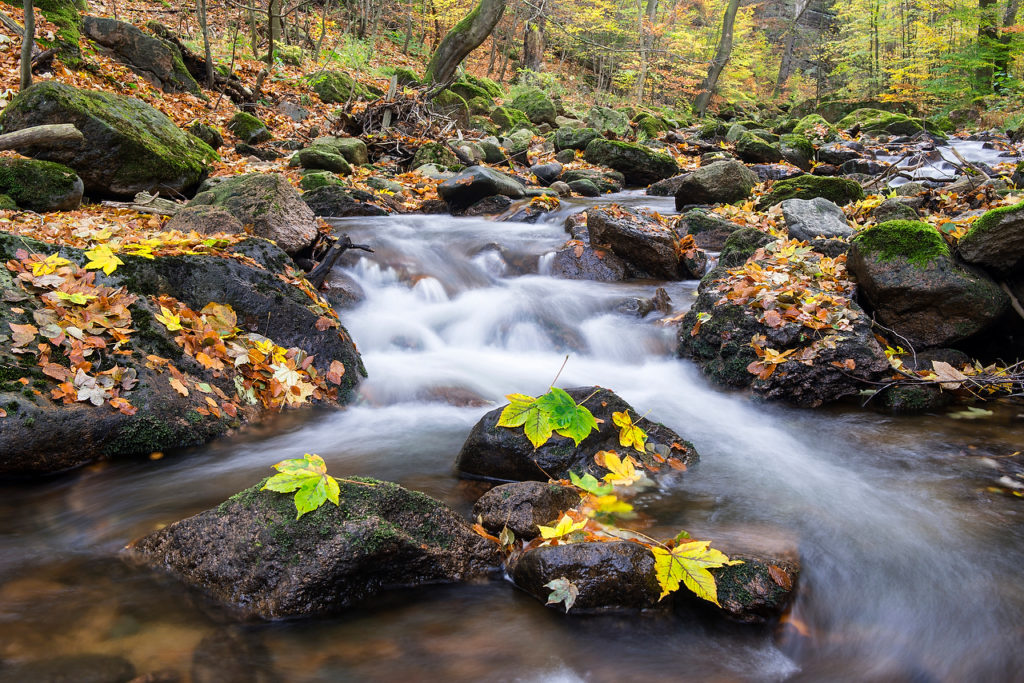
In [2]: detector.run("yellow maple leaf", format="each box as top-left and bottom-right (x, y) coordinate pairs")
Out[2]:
(611, 411), (647, 453)
(31, 253), (70, 276)
(83, 244), (124, 275)
(600, 451), (642, 486)
(537, 514), (586, 540)
(155, 306), (182, 331)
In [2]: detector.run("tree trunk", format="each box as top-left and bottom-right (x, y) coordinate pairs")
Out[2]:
(267, 0), (282, 64)
(977, 0), (999, 89)
(994, 0), (1021, 91)
(0, 123), (83, 150)
(522, 17), (543, 72)
(631, 0), (658, 99)
(425, 0), (507, 84)
(20, 0), (33, 91)
(197, 0), (214, 88)
(693, 0), (740, 116)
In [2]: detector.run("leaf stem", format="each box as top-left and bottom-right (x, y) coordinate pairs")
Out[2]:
(549, 354), (570, 389)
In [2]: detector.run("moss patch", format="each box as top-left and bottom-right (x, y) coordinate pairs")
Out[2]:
(963, 200), (1024, 240)
(759, 174), (865, 208)
(852, 220), (949, 268)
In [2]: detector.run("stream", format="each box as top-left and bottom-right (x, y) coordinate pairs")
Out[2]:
(2, 185), (1024, 681)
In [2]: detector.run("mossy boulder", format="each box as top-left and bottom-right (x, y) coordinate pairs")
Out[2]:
(0, 158), (83, 212)
(958, 200), (1024, 277)
(467, 96), (491, 115)
(429, 89), (470, 128)
(411, 142), (461, 171)
(682, 208), (744, 250)
(312, 136), (369, 165)
(779, 134), (814, 170)
(297, 171), (343, 191)
(28, 0), (83, 65)
(562, 169), (624, 194)
(276, 44), (302, 66)
(126, 477), (500, 619)
(392, 67), (421, 86)
(82, 16), (199, 95)
(188, 173), (318, 254)
(227, 111), (271, 145)
(0, 232), (363, 476)
(490, 106), (531, 132)
(698, 120), (729, 139)
(0, 82), (216, 199)
(449, 79), (493, 105)
(554, 126), (601, 152)
(585, 106), (630, 137)
(848, 221), (1008, 347)
(288, 144), (352, 175)
(583, 139), (679, 187)
(791, 114), (837, 142)
(187, 122), (223, 150)
(675, 160), (759, 208)
(837, 108), (923, 136)
(635, 113), (668, 138)
(511, 87), (556, 126)
(465, 74), (503, 98)
(456, 386), (698, 482)
(306, 71), (371, 104)
(757, 174), (864, 209)
(734, 131), (783, 164)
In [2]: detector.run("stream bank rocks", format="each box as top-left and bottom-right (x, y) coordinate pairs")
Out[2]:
(456, 386), (699, 482)
(127, 478), (501, 619)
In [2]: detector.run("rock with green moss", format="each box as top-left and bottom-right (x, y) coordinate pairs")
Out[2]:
(849, 221), (1008, 347)
(188, 173), (318, 254)
(554, 126), (601, 152)
(490, 106), (530, 132)
(0, 231), (364, 476)
(187, 122), (223, 150)
(429, 89), (470, 127)
(449, 79), (493, 105)
(791, 113), (838, 142)
(411, 142), (461, 171)
(734, 131), (783, 164)
(511, 87), (556, 126)
(0, 194), (16, 211)
(311, 136), (369, 165)
(562, 169), (624, 194)
(957, 200), (1024, 277)
(698, 119), (729, 140)
(29, 0), (82, 65)
(466, 96), (491, 115)
(288, 144), (352, 175)
(392, 67), (421, 86)
(297, 171), (343, 191)
(779, 134), (814, 170)
(682, 208), (744, 250)
(585, 106), (630, 137)
(126, 477), (500, 619)
(675, 160), (759, 208)
(276, 44), (302, 66)
(0, 82), (216, 199)
(758, 174), (864, 209)
(583, 139), (679, 186)
(306, 71), (370, 103)
(465, 73), (503, 98)
(870, 197), (918, 223)
(228, 111), (271, 145)
(634, 113), (668, 138)
(0, 158), (83, 212)
(837, 108), (923, 136)
(82, 16), (200, 95)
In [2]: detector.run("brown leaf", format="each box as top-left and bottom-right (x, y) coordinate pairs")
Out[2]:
(666, 457), (687, 471)
(169, 377), (189, 396)
(315, 316), (337, 331)
(768, 564), (792, 590)
(932, 360), (967, 390)
(326, 359), (346, 384)
(41, 363), (71, 382)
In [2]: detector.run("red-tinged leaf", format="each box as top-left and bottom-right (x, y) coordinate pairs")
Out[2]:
(315, 316), (337, 331)
(763, 309), (783, 327)
(327, 359), (346, 384)
(0, 407), (6, 418)
(221, 401), (238, 417)
(41, 363), (71, 381)
(768, 564), (793, 590)
(667, 457), (687, 471)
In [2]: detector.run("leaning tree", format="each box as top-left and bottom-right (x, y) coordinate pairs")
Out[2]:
(425, 0), (507, 84)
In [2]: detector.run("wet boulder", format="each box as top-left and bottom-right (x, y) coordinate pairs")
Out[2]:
(816, 143), (861, 166)
(848, 221), (1008, 348)
(188, 173), (318, 255)
(583, 139), (679, 187)
(530, 162), (563, 186)
(508, 541), (662, 613)
(567, 179), (601, 197)
(757, 174), (864, 209)
(0, 158), (83, 212)
(127, 478), (501, 619)
(474, 481), (581, 540)
(302, 186), (389, 217)
(958, 201), (1024, 277)
(561, 168), (624, 194)
(734, 131), (783, 164)
(82, 16), (199, 95)
(681, 208), (744, 251)
(438, 166), (526, 211)
(455, 386), (699, 482)
(0, 82), (217, 199)
(780, 197), (853, 241)
(699, 554), (800, 624)
(646, 174), (689, 197)
(549, 242), (629, 282)
(586, 206), (703, 279)
(674, 160), (758, 209)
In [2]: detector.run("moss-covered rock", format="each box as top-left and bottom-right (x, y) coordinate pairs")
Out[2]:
(682, 208), (744, 250)
(276, 44), (302, 66)
(554, 126), (601, 152)
(29, 0), (83, 65)
(187, 122), (223, 150)
(791, 113), (837, 142)
(837, 108), (923, 136)
(82, 16), (199, 95)
(0, 158), (83, 212)
(0, 81), (216, 199)
(585, 106), (630, 136)
(698, 119), (729, 139)
(429, 89), (470, 127)
(511, 87), (556, 126)
(490, 106), (530, 132)
(227, 111), (271, 144)
(734, 131), (782, 164)
(758, 174), (864, 209)
(779, 133), (814, 170)
(127, 477), (500, 619)
(0, 194), (16, 210)
(288, 144), (352, 175)
(392, 66), (421, 87)
(305, 70), (370, 104)
(466, 96), (491, 115)
(849, 221), (1008, 347)
(635, 113), (668, 138)
(411, 142), (461, 171)
(449, 79), (493, 105)
(312, 136), (369, 165)
(464, 73), (503, 98)
(958, 200), (1024, 276)
(297, 170), (343, 191)
(583, 139), (679, 186)
(675, 160), (759, 208)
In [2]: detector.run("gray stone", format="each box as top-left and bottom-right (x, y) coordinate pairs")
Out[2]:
(82, 16), (199, 94)
(781, 197), (853, 241)
(437, 166), (526, 209)
(473, 481), (581, 540)
(674, 160), (758, 208)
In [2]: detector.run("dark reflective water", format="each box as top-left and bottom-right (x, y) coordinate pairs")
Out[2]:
(2, 191), (1023, 682)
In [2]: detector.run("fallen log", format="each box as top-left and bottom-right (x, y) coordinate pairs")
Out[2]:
(0, 124), (83, 151)
(100, 191), (181, 217)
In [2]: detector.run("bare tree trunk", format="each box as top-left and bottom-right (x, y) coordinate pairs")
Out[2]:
(693, 0), (740, 116)
(267, 0), (282, 64)
(772, 32), (797, 97)
(994, 0), (1021, 91)
(425, 0), (506, 84)
(0, 124), (83, 150)
(20, 0), (33, 91)
(977, 0), (999, 89)
(522, 17), (543, 72)
(197, 0), (214, 88)
(631, 0), (658, 99)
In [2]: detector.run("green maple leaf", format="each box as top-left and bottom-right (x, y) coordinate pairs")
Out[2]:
(569, 471), (613, 496)
(262, 453), (340, 519)
(651, 541), (742, 605)
(522, 405), (555, 449)
(497, 393), (539, 428)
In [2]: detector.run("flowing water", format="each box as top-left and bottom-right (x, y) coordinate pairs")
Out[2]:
(2, 187), (1024, 682)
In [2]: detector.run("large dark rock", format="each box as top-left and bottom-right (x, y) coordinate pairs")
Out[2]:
(188, 173), (318, 254)
(549, 242), (629, 282)
(0, 158), (83, 212)
(530, 162), (563, 186)
(958, 201), (1024, 277)
(674, 160), (758, 209)
(82, 16), (200, 94)
(583, 139), (679, 187)
(681, 208), (744, 251)
(127, 478), (501, 619)
(848, 221), (1008, 348)
(302, 186), (389, 217)
(0, 82), (217, 199)
(585, 206), (703, 280)
(734, 131), (783, 164)
(508, 541), (662, 613)
(701, 554), (800, 624)
(473, 481), (581, 540)
(758, 174), (865, 209)
(455, 386), (699, 482)
(554, 126), (601, 152)
(584, 106), (630, 136)
(511, 88), (556, 126)
(438, 166), (525, 210)
(0, 233), (364, 476)
(646, 174), (689, 197)
(780, 197), (853, 241)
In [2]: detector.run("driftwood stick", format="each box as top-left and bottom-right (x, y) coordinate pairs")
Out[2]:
(307, 234), (373, 288)
(100, 191), (182, 216)
(0, 9), (23, 36)
(0, 124), (83, 151)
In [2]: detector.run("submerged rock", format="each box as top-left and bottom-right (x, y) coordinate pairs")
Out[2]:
(127, 478), (501, 619)
(455, 386), (699, 482)
(549, 242), (629, 282)
(0, 653), (136, 683)
(474, 481), (581, 540)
